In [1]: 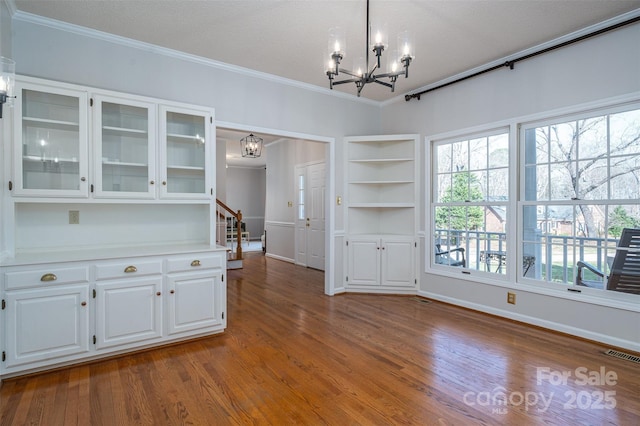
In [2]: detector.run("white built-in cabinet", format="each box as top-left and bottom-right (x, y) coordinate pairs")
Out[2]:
(0, 76), (225, 379)
(11, 77), (214, 200)
(1, 250), (226, 377)
(345, 135), (419, 293)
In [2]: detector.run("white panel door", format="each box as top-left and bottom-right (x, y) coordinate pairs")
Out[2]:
(347, 238), (380, 286)
(167, 270), (223, 335)
(95, 277), (162, 349)
(308, 162), (326, 271)
(294, 165), (308, 266)
(294, 162), (326, 270)
(381, 238), (415, 287)
(4, 285), (90, 368)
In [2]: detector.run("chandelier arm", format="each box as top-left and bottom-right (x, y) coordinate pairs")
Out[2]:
(338, 68), (362, 78)
(371, 79), (393, 88)
(372, 71), (403, 79)
(332, 78), (362, 86)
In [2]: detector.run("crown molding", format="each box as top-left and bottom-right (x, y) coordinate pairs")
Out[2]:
(383, 8), (640, 108)
(13, 10), (381, 107)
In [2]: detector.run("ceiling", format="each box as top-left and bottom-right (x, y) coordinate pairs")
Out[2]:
(14, 1), (640, 104)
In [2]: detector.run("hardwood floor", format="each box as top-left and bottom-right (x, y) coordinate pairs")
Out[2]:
(1, 252), (639, 425)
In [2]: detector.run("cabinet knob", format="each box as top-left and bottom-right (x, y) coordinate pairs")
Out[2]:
(162, 181), (167, 186)
(170, 290), (175, 294)
(191, 260), (201, 267)
(41, 273), (57, 282)
(150, 180), (155, 185)
(124, 265), (137, 273)
(156, 292), (161, 296)
(80, 177), (86, 182)
(81, 301), (87, 307)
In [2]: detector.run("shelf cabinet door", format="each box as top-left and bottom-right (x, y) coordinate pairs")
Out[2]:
(13, 82), (89, 197)
(381, 238), (415, 287)
(159, 105), (213, 199)
(94, 277), (162, 350)
(347, 238), (381, 286)
(166, 270), (224, 335)
(92, 95), (157, 198)
(4, 285), (90, 369)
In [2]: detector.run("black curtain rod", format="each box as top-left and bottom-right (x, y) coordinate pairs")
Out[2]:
(405, 14), (640, 102)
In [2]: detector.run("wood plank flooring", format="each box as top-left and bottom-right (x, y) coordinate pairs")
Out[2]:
(1, 252), (639, 425)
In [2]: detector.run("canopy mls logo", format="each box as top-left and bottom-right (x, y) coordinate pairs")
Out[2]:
(462, 366), (618, 415)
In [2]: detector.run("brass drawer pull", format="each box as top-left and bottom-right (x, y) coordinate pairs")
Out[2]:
(81, 301), (87, 307)
(124, 266), (138, 273)
(191, 260), (201, 267)
(41, 273), (57, 282)
(170, 290), (175, 294)
(156, 292), (161, 296)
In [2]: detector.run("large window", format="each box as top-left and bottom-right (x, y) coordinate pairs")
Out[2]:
(430, 101), (640, 298)
(521, 104), (640, 292)
(432, 129), (510, 275)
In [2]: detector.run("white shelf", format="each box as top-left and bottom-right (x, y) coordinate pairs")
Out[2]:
(23, 116), (80, 128)
(102, 126), (148, 135)
(167, 133), (205, 142)
(102, 161), (148, 168)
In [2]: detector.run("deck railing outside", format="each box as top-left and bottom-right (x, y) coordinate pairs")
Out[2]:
(435, 229), (619, 283)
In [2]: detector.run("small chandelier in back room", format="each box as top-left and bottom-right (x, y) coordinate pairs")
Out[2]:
(240, 133), (263, 158)
(325, 0), (414, 97)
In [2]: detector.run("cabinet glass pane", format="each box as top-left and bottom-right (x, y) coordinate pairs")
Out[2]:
(21, 89), (81, 191)
(101, 102), (150, 192)
(165, 111), (206, 194)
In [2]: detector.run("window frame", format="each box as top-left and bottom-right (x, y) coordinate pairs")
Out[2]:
(425, 93), (640, 310)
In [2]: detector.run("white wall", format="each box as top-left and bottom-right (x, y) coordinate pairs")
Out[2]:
(380, 21), (640, 351)
(10, 13), (382, 290)
(226, 166), (266, 239)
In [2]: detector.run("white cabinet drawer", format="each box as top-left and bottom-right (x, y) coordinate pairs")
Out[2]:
(4, 266), (89, 290)
(166, 253), (223, 273)
(95, 260), (162, 280)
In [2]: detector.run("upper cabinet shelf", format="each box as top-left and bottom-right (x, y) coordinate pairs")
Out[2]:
(11, 77), (215, 202)
(345, 134), (419, 237)
(13, 83), (89, 198)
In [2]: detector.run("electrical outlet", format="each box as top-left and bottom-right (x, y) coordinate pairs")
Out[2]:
(507, 292), (516, 305)
(69, 210), (80, 224)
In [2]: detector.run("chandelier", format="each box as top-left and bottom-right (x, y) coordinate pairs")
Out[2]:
(325, 0), (414, 97)
(240, 133), (263, 158)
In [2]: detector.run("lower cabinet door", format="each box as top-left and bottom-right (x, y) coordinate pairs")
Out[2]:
(347, 238), (381, 286)
(4, 285), (90, 368)
(167, 270), (223, 335)
(381, 238), (415, 287)
(95, 277), (162, 350)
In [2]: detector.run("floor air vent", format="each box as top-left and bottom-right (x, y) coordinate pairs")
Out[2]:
(411, 297), (432, 304)
(604, 349), (640, 364)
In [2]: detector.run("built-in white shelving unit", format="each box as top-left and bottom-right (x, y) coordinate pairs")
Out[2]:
(345, 134), (419, 293)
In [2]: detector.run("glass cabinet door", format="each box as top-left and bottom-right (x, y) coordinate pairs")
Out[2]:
(14, 83), (89, 197)
(93, 95), (156, 198)
(159, 106), (212, 199)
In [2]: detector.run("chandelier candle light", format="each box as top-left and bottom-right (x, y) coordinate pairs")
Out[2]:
(325, 0), (414, 96)
(240, 133), (263, 158)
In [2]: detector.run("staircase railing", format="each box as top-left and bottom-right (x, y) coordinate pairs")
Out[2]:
(216, 199), (243, 260)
